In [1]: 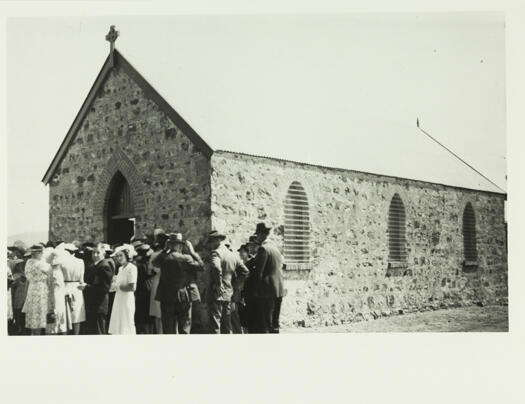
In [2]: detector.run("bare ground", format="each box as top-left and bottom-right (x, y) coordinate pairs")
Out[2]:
(283, 305), (508, 333)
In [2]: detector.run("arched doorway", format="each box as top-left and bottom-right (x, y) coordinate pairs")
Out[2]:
(105, 171), (135, 244)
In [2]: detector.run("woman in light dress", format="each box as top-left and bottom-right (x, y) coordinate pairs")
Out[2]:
(22, 245), (51, 335)
(108, 244), (138, 335)
(57, 243), (86, 335)
(46, 248), (68, 335)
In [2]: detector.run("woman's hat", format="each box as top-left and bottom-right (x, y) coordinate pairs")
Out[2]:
(255, 222), (271, 234)
(29, 244), (44, 253)
(111, 244), (137, 259)
(208, 230), (226, 241)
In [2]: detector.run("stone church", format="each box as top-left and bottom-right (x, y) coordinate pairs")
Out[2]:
(43, 27), (508, 329)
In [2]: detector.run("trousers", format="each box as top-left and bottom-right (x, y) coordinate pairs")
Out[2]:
(209, 301), (232, 334)
(161, 301), (192, 334)
(230, 302), (243, 334)
(86, 312), (107, 335)
(258, 297), (282, 333)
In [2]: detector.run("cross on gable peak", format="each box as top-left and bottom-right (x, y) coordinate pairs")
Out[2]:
(105, 25), (119, 52)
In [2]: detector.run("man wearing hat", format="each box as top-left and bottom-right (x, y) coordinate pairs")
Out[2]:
(242, 235), (263, 333)
(83, 243), (115, 334)
(9, 244), (30, 335)
(252, 223), (285, 333)
(133, 241), (156, 334)
(152, 233), (204, 334)
(208, 231), (249, 334)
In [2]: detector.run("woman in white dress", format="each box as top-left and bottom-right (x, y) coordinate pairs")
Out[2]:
(45, 248), (68, 335)
(56, 243), (86, 335)
(108, 245), (138, 335)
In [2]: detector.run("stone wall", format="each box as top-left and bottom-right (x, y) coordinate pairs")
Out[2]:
(48, 66), (212, 246)
(48, 66), (214, 332)
(210, 151), (508, 327)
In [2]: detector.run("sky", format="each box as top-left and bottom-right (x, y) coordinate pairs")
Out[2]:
(6, 13), (506, 237)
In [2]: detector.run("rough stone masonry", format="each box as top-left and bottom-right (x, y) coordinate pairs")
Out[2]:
(45, 51), (508, 330)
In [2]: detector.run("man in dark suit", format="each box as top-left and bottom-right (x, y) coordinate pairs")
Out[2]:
(242, 235), (261, 333)
(152, 233), (204, 334)
(208, 231), (249, 334)
(253, 223), (285, 333)
(83, 243), (115, 335)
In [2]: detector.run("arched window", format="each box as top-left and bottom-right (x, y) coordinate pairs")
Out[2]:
(388, 193), (407, 264)
(284, 181), (310, 270)
(462, 202), (477, 263)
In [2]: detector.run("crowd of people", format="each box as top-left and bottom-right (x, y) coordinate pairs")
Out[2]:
(6, 222), (284, 335)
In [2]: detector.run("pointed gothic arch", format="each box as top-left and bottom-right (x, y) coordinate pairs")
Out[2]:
(93, 148), (146, 242)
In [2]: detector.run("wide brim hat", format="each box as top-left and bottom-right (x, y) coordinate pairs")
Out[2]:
(131, 239), (145, 248)
(166, 233), (185, 244)
(56, 242), (78, 252)
(208, 230), (227, 241)
(29, 244), (44, 253)
(255, 222), (271, 234)
(111, 244), (137, 259)
(81, 242), (96, 252)
(135, 243), (153, 256)
(247, 235), (259, 245)
(8, 245), (26, 256)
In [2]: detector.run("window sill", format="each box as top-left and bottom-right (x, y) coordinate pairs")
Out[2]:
(386, 262), (410, 277)
(462, 260), (479, 273)
(284, 263), (312, 271)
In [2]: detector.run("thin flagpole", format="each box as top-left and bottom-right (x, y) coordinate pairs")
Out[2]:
(416, 119), (506, 193)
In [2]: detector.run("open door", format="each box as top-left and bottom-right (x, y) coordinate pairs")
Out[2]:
(105, 171), (135, 245)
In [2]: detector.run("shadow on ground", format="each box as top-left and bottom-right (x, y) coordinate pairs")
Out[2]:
(283, 305), (508, 333)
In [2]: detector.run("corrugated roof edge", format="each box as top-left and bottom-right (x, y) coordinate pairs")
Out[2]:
(213, 149), (507, 198)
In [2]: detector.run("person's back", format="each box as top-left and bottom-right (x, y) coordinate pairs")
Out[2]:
(154, 251), (200, 303)
(256, 240), (284, 299)
(211, 244), (248, 302)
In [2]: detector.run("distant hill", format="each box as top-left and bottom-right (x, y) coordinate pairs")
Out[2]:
(7, 231), (48, 247)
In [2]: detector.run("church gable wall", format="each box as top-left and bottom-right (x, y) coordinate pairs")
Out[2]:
(210, 151), (507, 327)
(48, 67), (212, 246)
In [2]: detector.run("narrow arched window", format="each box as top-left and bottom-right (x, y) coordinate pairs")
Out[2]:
(284, 181), (310, 270)
(388, 193), (407, 263)
(463, 202), (477, 263)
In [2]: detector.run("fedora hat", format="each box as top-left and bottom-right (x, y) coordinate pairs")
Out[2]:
(247, 235), (258, 245)
(56, 242), (78, 252)
(255, 222), (271, 234)
(136, 243), (153, 256)
(208, 230), (226, 240)
(167, 233), (185, 244)
(81, 242), (96, 252)
(131, 239), (145, 248)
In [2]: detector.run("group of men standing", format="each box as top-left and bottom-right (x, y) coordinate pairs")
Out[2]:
(152, 222), (285, 334)
(7, 221), (285, 335)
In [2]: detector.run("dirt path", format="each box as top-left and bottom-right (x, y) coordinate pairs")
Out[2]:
(283, 305), (508, 333)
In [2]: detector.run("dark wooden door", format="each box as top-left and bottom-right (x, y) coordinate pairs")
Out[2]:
(108, 218), (135, 245)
